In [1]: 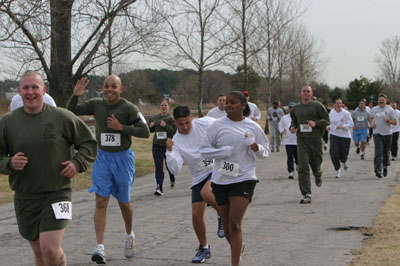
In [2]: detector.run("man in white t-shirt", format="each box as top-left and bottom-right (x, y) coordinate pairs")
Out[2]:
(207, 94), (226, 119)
(278, 102), (297, 179)
(390, 101), (400, 161)
(242, 90), (261, 121)
(10, 92), (56, 111)
(166, 106), (222, 263)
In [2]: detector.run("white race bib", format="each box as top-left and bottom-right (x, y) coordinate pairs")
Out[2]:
(101, 133), (121, 146)
(272, 117), (278, 121)
(51, 201), (72, 220)
(156, 131), (167, 140)
(376, 112), (385, 117)
(357, 116), (364, 121)
(218, 161), (240, 177)
(300, 124), (312, 132)
(199, 158), (214, 171)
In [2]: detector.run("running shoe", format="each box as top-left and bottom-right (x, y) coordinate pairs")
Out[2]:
(383, 167), (388, 177)
(324, 143), (327, 150)
(192, 245), (211, 263)
(356, 146), (360, 154)
(343, 162), (349, 171)
(315, 177), (322, 187)
(170, 181), (176, 188)
(288, 172), (294, 179)
(154, 188), (163, 196)
(217, 216), (224, 238)
(91, 245), (107, 264)
(336, 169), (341, 178)
(376, 170), (382, 178)
(124, 235), (136, 259)
(392, 157), (396, 161)
(299, 194), (311, 204)
(361, 153), (365, 160)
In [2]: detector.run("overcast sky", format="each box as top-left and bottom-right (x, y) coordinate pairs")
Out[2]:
(301, 0), (400, 88)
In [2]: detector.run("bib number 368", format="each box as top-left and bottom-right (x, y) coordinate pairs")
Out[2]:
(51, 201), (72, 220)
(218, 161), (239, 177)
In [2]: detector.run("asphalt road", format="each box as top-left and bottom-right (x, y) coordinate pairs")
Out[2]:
(0, 141), (398, 266)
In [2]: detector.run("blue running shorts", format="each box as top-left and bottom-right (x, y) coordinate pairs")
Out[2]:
(89, 148), (135, 203)
(353, 128), (369, 143)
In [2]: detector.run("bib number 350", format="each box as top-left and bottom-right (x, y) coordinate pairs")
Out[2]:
(51, 201), (72, 220)
(218, 161), (240, 177)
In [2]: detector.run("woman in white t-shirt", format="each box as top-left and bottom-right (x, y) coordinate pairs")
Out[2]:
(327, 98), (354, 178)
(199, 91), (269, 266)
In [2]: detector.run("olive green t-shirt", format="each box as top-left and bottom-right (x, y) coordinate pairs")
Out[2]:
(67, 96), (150, 152)
(0, 104), (97, 198)
(148, 113), (176, 146)
(290, 101), (330, 140)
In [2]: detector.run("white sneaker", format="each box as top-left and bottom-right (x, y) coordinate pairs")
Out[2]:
(336, 169), (341, 178)
(343, 162), (348, 171)
(288, 172), (294, 179)
(91, 245), (106, 264)
(124, 235), (136, 258)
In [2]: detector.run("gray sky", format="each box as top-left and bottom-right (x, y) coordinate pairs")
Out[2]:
(302, 0), (400, 88)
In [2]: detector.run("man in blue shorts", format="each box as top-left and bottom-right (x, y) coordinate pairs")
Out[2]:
(351, 99), (370, 160)
(67, 76), (150, 264)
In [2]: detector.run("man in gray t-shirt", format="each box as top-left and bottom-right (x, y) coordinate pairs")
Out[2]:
(370, 94), (397, 177)
(351, 99), (370, 159)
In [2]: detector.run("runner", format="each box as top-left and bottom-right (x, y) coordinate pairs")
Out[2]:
(370, 94), (396, 178)
(290, 86), (330, 204)
(266, 100), (284, 152)
(351, 99), (370, 160)
(327, 98), (354, 178)
(199, 91), (269, 266)
(278, 102), (298, 179)
(0, 71), (97, 266)
(165, 106), (224, 264)
(242, 90), (261, 121)
(67, 75), (150, 264)
(207, 94), (227, 119)
(390, 101), (400, 161)
(322, 101), (331, 150)
(148, 99), (176, 196)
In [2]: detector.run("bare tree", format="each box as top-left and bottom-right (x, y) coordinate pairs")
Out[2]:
(0, 0), (159, 106)
(153, 0), (236, 116)
(375, 36), (400, 100)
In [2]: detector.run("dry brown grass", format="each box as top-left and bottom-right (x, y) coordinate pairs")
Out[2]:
(349, 177), (400, 266)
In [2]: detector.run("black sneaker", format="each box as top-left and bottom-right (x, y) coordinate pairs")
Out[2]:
(361, 154), (365, 160)
(217, 216), (224, 238)
(299, 194), (311, 204)
(376, 171), (382, 178)
(383, 167), (388, 177)
(356, 146), (360, 154)
(315, 177), (322, 187)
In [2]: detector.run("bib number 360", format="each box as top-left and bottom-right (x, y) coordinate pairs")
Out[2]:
(51, 201), (72, 220)
(218, 161), (239, 177)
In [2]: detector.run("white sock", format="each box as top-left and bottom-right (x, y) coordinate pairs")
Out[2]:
(96, 244), (105, 250)
(201, 245), (209, 249)
(126, 232), (135, 239)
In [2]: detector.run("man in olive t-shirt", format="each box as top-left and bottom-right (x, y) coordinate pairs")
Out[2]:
(0, 71), (97, 266)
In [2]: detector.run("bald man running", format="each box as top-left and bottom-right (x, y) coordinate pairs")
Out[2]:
(67, 75), (150, 264)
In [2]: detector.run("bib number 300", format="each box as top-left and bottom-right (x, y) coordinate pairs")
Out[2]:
(218, 161), (239, 177)
(51, 201), (72, 220)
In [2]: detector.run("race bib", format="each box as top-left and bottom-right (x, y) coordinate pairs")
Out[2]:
(199, 158), (214, 171)
(300, 124), (312, 132)
(357, 116), (364, 121)
(376, 112), (385, 117)
(156, 131), (167, 140)
(272, 117), (278, 121)
(101, 133), (121, 146)
(218, 161), (240, 177)
(51, 201), (72, 220)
